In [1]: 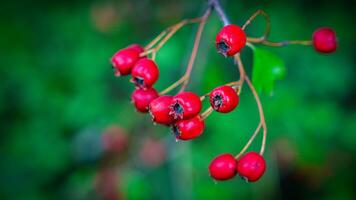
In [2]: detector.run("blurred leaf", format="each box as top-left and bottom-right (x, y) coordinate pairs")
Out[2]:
(251, 46), (286, 94)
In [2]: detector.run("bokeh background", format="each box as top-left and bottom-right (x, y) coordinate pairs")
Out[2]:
(1, 0), (355, 199)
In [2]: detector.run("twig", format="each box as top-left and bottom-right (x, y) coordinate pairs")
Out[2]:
(209, 0), (230, 26)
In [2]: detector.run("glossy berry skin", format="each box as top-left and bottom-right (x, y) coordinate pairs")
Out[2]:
(131, 88), (159, 113)
(312, 27), (337, 53)
(210, 86), (239, 113)
(127, 44), (145, 54)
(172, 115), (205, 140)
(237, 152), (266, 182)
(170, 92), (202, 120)
(215, 24), (246, 56)
(131, 58), (159, 89)
(111, 48), (140, 76)
(149, 96), (175, 125)
(209, 153), (237, 181)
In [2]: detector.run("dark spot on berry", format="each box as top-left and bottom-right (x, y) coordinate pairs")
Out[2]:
(172, 125), (180, 138)
(134, 77), (144, 87)
(217, 41), (230, 55)
(213, 94), (223, 109)
(170, 101), (184, 119)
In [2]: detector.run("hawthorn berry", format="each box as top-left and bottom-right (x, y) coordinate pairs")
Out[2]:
(237, 152), (266, 182)
(170, 92), (202, 120)
(312, 27), (337, 53)
(209, 85), (239, 113)
(172, 115), (204, 140)
(149, 95), (175, 125)
(208, 153), (237, 181)
(131, 58), (159, 89)
(127, 44), (145, 54)
(111, 44), (144, 76)
(215, 24), (246, 56)
(131, 88), (159, 113)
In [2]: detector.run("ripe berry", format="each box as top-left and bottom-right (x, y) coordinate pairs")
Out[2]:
(170, 92), (202, 120)
(209, 85), (239, 113)
(237, 152), (266, 182)
(111, 44), (144, 76)
(313, 27), (337, 53)
(208, 153), (237, 181)
(149, 96), (175, 125)
(215, 24), (246, 56)
(131, 58), (159, 89)
(127, 44), (145, 54)
(131, 88), (159, 113)
(171, 115), (204, 140)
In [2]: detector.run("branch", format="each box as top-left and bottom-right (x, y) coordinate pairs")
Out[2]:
(209, 0), (230, 26)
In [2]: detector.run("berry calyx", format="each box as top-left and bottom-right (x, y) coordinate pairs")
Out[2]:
(131, 88), (159, 113)
(312, 27), (337, 53)
(149, 96), (175, 125)
(209, 85), (239, 113)
(208, 153), (237, 181)
(215, 24), (246, 56)
(172, 115), (204, 140)
(111, 45), (143, 76)
(131, 58), (159, 89)
(170, 92), (202, 120)
(236, 152), (266, 182)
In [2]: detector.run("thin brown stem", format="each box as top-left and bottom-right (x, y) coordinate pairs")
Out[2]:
(234, 123), (262, 159)
(242, 10), (270, 42)
(244, 75), (267, 155)
(247, 37), (312, 46)
(159, 75), (187, 95)
(141, 17), (204, 57)
(201, 107), (214, 120)
(179, 9), (211, 92)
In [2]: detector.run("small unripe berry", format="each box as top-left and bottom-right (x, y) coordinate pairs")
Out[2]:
(170, 92), (202, 120)
(313, 27), (337, 53)
(131, 88), (159, 113)
(215, 24), (246, 56)
(237, 152), (266, 182)
(209, 85), (239, 113)
(131, 58), (159, 89)
(172, 115), (204, 140)
(149, 96), (175, 125)
(209, 153), (237, 181)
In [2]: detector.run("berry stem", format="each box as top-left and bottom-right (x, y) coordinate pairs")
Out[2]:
(179, 8), (211, 92)
(159, 75), (187, 95)
(244, 75), (267, 156)
(201, 107), (214, 120)
(248, 38), (312, 46)
(209, 0), (230, 26)
(141, 17), (205, 57)
(242, 10), (270, 42)
(234, 123), (262, 159)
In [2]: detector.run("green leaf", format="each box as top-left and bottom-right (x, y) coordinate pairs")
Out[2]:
(251, 46), (286, 94)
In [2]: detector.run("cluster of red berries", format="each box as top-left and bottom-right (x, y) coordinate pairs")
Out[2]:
(110, 20), (337, 183)
(209, 152), (266, 182)
(110, 39), (241, 141)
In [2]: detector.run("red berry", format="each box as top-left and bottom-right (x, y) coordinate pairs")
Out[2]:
(215, 24), (246, 56)
(237, 152), (266, 182)
(209, 85), (239, 113)
(102, 125), (128, 154)
(313, 27), (337, 53)
(111, 48), (140, 76)
(170, 92), (202, 120)
(131, 88), (159, 113)
(172, 115), (204, 140)
(127, 44), (145, 54)
(131, 58), (159, 89)
(209, 153), (237, 181)
(149, 96), (175, 125)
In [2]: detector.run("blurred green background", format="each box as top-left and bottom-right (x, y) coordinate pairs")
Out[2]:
(0, 0), (355, 199)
